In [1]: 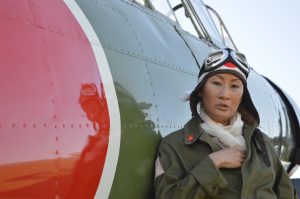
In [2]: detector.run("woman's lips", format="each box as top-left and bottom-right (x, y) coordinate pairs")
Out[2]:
(216, 103), (229, 111)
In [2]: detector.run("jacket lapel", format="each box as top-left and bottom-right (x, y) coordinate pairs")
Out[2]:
(183, 119), (222, 152)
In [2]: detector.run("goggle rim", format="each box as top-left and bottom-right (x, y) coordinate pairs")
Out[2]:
(204, 50), (228, 69)
(203, 49), (249, 74)
(230, 51), (249, 73)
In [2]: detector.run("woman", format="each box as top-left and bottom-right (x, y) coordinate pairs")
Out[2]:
(154, 48), (297, 199)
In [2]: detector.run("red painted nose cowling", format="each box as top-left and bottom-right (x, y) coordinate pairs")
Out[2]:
(0, 1), (109, 198)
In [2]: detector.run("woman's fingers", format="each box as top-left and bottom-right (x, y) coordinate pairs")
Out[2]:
(209, 146), (246, 169)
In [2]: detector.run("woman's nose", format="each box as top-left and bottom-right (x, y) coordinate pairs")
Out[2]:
(219, 87), (230, 99)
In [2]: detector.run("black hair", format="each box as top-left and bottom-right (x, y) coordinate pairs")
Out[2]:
(190, 92), (202, 121)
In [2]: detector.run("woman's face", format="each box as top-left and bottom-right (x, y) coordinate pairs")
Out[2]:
(199, 73), (244, 125)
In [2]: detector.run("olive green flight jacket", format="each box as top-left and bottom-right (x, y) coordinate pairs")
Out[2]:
(155, 119), (297, 199)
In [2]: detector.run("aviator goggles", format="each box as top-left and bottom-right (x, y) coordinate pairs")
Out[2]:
(201, 48), (249, 77)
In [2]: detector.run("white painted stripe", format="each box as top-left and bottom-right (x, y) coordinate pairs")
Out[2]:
(63, 1), (121, 198)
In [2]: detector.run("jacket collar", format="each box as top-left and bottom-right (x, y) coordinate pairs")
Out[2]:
(242, 122), (262, 153)
(183, 118), (222, 152)
(183, 119), (201, 145)
(242, 122), (259, 150)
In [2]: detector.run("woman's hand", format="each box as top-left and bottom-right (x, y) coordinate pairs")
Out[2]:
(208, 146), (246, 169)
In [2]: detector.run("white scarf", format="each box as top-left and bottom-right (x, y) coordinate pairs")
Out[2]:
(199, 107), (246, 149)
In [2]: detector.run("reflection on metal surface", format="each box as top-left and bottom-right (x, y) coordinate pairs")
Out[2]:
(108, 83), (160, 199)
(248, 70), (293, 161)
(291, 165), (300, 179)
(0, 157), (77, 197)
(1, 0), (300, 198)
(0, 0), (109, 197)
(65, 83), (109, 199)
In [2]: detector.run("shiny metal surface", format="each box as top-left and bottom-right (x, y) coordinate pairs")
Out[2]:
(0, 0), (299, 198)
(0, 0), (109, 198)
(248, 69), (293, 161)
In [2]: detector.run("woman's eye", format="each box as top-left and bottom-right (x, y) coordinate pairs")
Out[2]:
(212, 81), (221, 86)
(231, 84), (240, 89)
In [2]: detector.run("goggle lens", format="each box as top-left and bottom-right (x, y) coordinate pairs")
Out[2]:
(203, 49), (249, 75)
(232, 51), (248, 68)
(205, 51), (224, 66)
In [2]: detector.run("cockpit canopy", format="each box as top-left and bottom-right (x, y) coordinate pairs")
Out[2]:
(133, 0), (237, 50)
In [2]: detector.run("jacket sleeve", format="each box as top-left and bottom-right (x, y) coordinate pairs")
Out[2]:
(154, 141), (228, 199)
(264, 136), (298, 199)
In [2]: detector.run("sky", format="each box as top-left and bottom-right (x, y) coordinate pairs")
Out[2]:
(203, 0), (300, 107)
